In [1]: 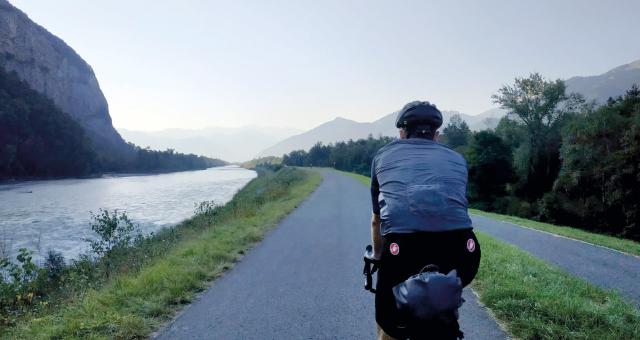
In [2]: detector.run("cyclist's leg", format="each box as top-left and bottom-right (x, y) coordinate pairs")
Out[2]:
(450, 229), (481, 287)
(375, 233), (428, 339)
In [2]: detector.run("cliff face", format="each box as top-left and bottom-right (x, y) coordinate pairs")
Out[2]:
(0, 0), (127, 155)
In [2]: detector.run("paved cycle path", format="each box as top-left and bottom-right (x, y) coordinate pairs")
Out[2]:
(156, 170), (506, 339)
(472, 214), (640, 306)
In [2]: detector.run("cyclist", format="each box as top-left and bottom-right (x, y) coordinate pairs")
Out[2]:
(369, 101), (481, 339)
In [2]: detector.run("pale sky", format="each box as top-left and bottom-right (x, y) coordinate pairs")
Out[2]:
(11, 0), (640, 131)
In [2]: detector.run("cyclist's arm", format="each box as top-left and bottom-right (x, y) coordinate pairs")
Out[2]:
(370, 159), (383, 259)
(371, 213), (382, 259)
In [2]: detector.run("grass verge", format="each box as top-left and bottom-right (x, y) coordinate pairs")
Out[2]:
(341, 169), (640, 339)
(469, 209), (640, 257)
(473, 232), (640, 339)
(4, 167), (322, 339)
(341, 171), (370, 186)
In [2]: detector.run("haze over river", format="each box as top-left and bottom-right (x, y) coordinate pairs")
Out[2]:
(0, 166), (256, 262)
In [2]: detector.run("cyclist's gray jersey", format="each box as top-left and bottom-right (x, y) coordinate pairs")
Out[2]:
(370, 138), (472, 235)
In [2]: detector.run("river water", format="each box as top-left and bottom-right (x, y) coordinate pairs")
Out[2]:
(0, 166), (256, 262)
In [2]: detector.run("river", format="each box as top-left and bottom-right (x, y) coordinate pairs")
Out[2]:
(0, 166), (256, 262)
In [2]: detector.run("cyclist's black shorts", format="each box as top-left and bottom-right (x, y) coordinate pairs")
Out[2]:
(375, 229), (481, 339)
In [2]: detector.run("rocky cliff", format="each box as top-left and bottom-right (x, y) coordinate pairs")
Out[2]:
(0, 0), (127, 155)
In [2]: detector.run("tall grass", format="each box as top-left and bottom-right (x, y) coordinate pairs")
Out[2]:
(3, 167), (321, 339)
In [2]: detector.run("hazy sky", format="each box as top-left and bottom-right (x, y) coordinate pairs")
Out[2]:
(11, 0), (640, 131)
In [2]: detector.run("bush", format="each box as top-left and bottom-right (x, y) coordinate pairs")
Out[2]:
(0, 248), (46, 324)
(86, 209), (141, 258)
(44, 250), (65, 283)
(194, 200), (220, 217)
(85, 209), (142, 278)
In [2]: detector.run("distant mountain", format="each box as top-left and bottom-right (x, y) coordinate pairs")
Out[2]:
(119, 126), (301, 163)
(258, 109), (504, 157)
(566, 59), (640, 103)
(257, 117), (381, 158)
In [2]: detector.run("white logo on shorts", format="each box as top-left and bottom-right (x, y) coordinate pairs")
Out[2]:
(390, 243), (400, 255)
(467, 238), (476, 252)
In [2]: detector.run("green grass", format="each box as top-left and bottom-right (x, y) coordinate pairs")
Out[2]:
(473, 232), (640, 339)
(341, 169), (640, 339)
(340, 171), (370, 186)
(4, 168), (322, 339)
(469, 209), (640, 257)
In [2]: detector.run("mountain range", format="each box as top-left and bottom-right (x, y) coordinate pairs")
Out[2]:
(123, 55), (640, 161)
(565, 59), (640, 103)
(118, 126), (300, 163)
(257, 59), (640, 158)
(257, 109), (504, 158)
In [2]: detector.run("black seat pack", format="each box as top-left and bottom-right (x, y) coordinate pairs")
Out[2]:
(392, 265), (465, 339)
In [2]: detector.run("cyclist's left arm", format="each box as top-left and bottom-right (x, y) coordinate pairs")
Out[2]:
(370, 159), (383, 259)
(371, 213), (382, 259)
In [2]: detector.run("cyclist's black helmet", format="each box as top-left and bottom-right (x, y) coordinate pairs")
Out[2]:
(395, 101), (443, 130)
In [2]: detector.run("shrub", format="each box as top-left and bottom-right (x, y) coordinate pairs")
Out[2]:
(194, 200), (219, 217)
(87, 209), (141, 258)
(44, 250), (65, 283)
(0, 248), (45, 324)
(86, 209), (141, 277)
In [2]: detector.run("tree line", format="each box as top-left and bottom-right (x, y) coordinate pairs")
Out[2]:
(282, 75), (640, 241)
(0, 67), (225, 180)
(283, 136), (394, 175)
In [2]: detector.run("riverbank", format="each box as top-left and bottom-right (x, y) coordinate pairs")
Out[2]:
(0, 164), (233, 186)
(2, 167), (322, 338)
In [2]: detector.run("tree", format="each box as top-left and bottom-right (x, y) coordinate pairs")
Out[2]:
(306, 142), (331, 167)
(494, 116), (526, 150)
(465, 131), (514, 210)
(543, 86), (640, 240)
(492, 73), (583, 199)
(442, 114), (471, 149)
(282, 150), (308, 167)
(281, 136), (394, 176)
(0, 66), (98, 178)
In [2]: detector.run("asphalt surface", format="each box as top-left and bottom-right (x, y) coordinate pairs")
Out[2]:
(472, 214), (640, 306)
(156, 170), (507, 340)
